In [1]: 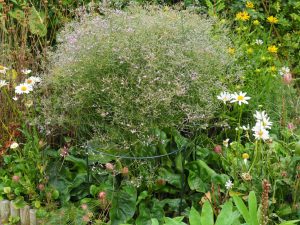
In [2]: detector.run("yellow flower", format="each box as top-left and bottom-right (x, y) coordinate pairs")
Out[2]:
(228, 47), (235, 55)
(267, 16), (278, 24)
(242, 153), (249, 159)
(268, 45), (278, 53)
(247, 48), (254, 54)
(236, 11), (250, 21)
(253, 20), (260, 26)
(269, 66), (277, 72)
(246, 1), (254, 9)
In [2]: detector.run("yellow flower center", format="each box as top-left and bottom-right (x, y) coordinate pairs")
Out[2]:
(26, 79), (33, 84)
(258, 130), (264, 136)
(237, 95), (244, 101)
(21, 86), (28, 91)
(0, 66), (4, 70)
(242, 153), (249, 159)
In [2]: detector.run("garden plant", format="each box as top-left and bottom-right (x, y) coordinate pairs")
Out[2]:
(0, 0), (299, 225)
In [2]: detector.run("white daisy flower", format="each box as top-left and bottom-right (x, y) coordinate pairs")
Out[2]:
(223, 138), (230, 148)
(230, 92), (251, 105)
(255, 39), (263, 45)
(21, 69), (32, 75)
(225, 179), (233, 190)
(252, 125), (270, 141)
(279, 66), (290, 76)
(10, 142), (19, 149)
(0, 65), (9, 74)
(217, 91), (232, 104)
(253, 110), (267, 121)
(15, 83), (33, 95)
(0, 80), (8, 88)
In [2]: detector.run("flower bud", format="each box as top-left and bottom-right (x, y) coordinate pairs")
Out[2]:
(98, 191), (106, 200)
(12, 175), (20, 182)
(38, 183), (45, 191)
(105, 163), (114, 171)
(121, 167), (129, 176)
(214, 145), (222, 154)
(283, 72), (292, 85)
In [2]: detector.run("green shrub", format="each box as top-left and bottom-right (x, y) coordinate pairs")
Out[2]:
(41, 6), (241, 150)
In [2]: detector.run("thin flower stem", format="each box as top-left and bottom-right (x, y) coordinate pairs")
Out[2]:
(249, 140), (258, 172)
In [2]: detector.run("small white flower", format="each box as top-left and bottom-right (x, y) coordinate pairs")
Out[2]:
(223, 138), (230, 147)
(254, 111), (272, 129)
(29, 76), (41, 83)
(10, 142), (19, 149)
(12, 96), (18, 101)
(230, 92), (251, 105)
(242, 124), (250, 130)
(225, 179), (233, 190)
(0, 80), (8, 88)
(15, 83), (33, 95)
(252, 125), (270, 141)
(255, 39), (263, 45)
(0, 65), (8, 74)
(21, 69), (32, 75)
(279, 66), (290, 76)
(217, 91), (232, 104)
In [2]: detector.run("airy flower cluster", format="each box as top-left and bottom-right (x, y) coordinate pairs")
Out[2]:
(252, 111), (272, 141)
(217, 91), (251, 105)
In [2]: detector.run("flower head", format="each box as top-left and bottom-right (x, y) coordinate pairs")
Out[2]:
(21, 69), (32, 75)
(230, 92), (251, 105)
(252, 125), (270, 141)
(217, 91), (232, 104)
(255, 39), (263, 45)
(228, 47), (235, 55)
(0, 65), (8, 74)
(223, 138), (230, 148)
(236, 11), (250, 21)
(10, 142), (19, 149)
(225, 179), (233, 190)
(253, 20), (260, 26)
(254, 111), (272, 129)
(246, 1), (254, 9)
(25, 76), (41, 86)
(279, 66), (290, 76)
(268, 45), (278, 53)
(0, 80), (8, 88)
(242, 153), (249, 159)
(15, 83), (33, 95)
(267, 16), (278, 24)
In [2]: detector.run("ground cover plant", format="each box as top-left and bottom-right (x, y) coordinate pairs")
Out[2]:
(0, 1), (299, 225)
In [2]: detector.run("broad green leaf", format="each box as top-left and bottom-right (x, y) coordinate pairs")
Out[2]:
(248, 191), (259, 225)
(110, 185), (137, 225)
(215, 200), (236, 225)
(200, 201), (214, 225)
(189, 207), (201, 225)
(164, 217), (186, 225)
(233, 195), (251, 225)
(151, 218), (159, 225)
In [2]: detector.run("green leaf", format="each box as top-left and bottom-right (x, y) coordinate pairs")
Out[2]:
(233, 195), (251, 225)
(279, 220), (300, 225)
(28, 6), (47, 37)
(215, 200), (240, 225)
(151, 218), (159, 225)
(164, 217), (186, 225)
(200, 201), (214, 225)
(248, 191), (259, 225)
(110, 185), (137, 225)
(189, 207), (201, 225)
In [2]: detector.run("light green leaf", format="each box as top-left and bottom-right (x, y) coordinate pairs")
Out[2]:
(189, 207), (201, 225)
(233, 195), (251, 225)
(200, 201), (214, 225)
(248, 191), (259, 225)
